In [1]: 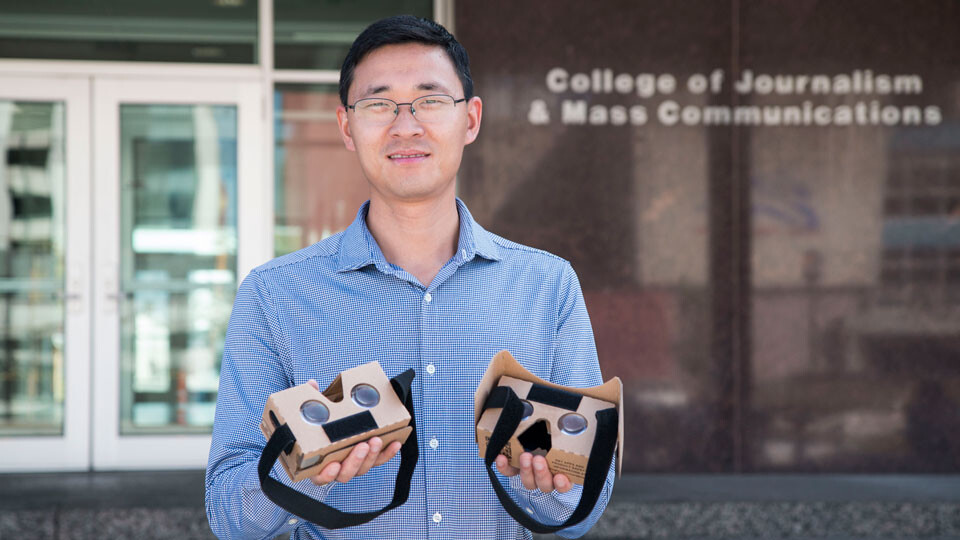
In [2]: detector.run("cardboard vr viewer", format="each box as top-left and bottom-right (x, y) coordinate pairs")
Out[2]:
(475, 351), (624, 485)
(260, 361), (413, 482)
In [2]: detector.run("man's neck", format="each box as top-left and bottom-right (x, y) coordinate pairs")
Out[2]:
(365, 194), (460, 288)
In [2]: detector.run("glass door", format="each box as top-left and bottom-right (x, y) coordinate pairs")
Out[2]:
(92, 78), (264, 469)
(0, 76), (92, 471)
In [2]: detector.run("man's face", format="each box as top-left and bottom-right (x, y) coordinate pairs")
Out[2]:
(336, 43), (482, 204)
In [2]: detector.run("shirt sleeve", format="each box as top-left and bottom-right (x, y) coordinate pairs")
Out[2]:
(205, 270), (335, 540)
(510, 261), (616, 539)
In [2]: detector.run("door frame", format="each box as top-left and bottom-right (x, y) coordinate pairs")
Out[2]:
(0, 75), (92, 472)
(91, 76), (264, 469)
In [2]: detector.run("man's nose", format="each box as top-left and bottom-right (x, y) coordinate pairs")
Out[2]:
(389, 104), (424, 136)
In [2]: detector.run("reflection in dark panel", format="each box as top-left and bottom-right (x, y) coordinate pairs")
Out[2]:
(743, 0), (960, 472)
(456, 0), (734, 472)
(0, 1), (257, 63)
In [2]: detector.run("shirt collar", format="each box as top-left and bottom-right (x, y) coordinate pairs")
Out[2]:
(454, 197), (502, 263)
(335, 198), (501, 273)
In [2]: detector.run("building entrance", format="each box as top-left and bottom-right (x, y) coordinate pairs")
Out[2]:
(0, 73), (263, 471)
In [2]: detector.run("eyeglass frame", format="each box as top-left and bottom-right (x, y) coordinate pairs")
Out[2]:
(346, 93), (468, 123)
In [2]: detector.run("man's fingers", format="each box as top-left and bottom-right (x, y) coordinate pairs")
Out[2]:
(373, 441), (403, 467)
(309, 438), (399, 485)
(554, 473), (572, 493)
(495, 454), (519, 477)
(335, 442), (369, 483)
(355, 437), (383, 477)
(306, 379), (319, 390)
(311, 461), (340, 486)
(518, 453), (537, 490)
(532, 455), (554, 492)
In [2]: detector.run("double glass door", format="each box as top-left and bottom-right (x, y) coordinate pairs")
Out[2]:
(0, 74), (263, 470)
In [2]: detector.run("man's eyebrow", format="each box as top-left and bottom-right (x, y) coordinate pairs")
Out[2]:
(358, 82), (452, 98)
(417, 81), (450, 93)
(361, 84), (391, 97)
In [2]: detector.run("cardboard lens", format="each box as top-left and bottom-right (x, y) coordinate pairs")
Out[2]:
(520, 400), (534, 420)
(558, 412), (588, 435)
(351, 384), (380, 408)
(301, 400), (330, 424)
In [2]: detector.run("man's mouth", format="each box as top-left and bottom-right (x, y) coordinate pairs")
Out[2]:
(387, 151), (430, 160)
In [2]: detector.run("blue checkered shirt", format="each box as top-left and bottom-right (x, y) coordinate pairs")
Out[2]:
(205, 199), (615, 540)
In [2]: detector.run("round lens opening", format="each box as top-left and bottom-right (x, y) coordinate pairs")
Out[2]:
(558, 412), (588, 435)
(300, 400), (330, 425)
(520, 400), (534, 420)
(351, 384), (380, 408)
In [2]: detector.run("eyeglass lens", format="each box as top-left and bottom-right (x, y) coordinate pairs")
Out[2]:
(352, 95), (457, 124)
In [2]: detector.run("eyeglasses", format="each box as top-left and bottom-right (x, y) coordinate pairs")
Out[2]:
(347, 94), (467, 126)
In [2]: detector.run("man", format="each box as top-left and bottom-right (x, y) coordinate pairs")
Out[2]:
(205, 15), (614, 540)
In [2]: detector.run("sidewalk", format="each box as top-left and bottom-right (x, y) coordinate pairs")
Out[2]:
(1, 471), (958, 539)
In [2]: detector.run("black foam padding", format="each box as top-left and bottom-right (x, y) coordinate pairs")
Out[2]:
(526, 384), (582, 411)
(322, 411), (378, 442)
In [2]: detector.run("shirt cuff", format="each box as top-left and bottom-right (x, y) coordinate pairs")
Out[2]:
(506, 474), (582, 524)
(506, 475), (542, 517)
(242, 459), (337, 534)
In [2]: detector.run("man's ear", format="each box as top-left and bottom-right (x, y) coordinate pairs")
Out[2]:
(463, 96), (482, 145)
(336, 105), (356, 152)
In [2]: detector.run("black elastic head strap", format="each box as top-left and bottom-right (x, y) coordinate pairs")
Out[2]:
(258, 368), (418, 529)
(482, 384), (618, 534)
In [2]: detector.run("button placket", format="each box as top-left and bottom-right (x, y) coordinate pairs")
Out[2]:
(418, 279), (444, 536)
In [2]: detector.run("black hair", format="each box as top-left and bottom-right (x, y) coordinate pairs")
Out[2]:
(338, 15), (473, 106)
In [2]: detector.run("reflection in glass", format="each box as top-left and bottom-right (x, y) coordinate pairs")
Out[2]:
(119, 104), (237, 434)
(0, 101), (66, 435)
(748, 106), (960, 472)
(0, 2), (256, 64)
(454, 0), (725, 473)
(274, 1), (433, 70)
(275, 84), (369, 256)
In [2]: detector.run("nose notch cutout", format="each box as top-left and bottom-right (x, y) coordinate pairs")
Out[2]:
(517, 419), (552, 457)
(321, 376), (344, 403)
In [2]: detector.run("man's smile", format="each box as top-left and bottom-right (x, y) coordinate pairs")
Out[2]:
(386, 150), (431, 163)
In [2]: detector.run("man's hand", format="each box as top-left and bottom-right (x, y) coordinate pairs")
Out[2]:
(495, 452), (573, 493)
(305, 379), (403, 486)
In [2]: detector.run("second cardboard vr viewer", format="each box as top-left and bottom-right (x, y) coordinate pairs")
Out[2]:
(475, 350), (623, 534)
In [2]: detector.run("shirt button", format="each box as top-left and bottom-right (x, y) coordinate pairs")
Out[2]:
(288, 518), (299, 525)
(429, 437), (439, 449)
(426, 363), (436, 375)
(433, 512), (442, 523)
(461, 248), (467, 258)
(526, 507), (534, 514)
(424, 292), (432, 303)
